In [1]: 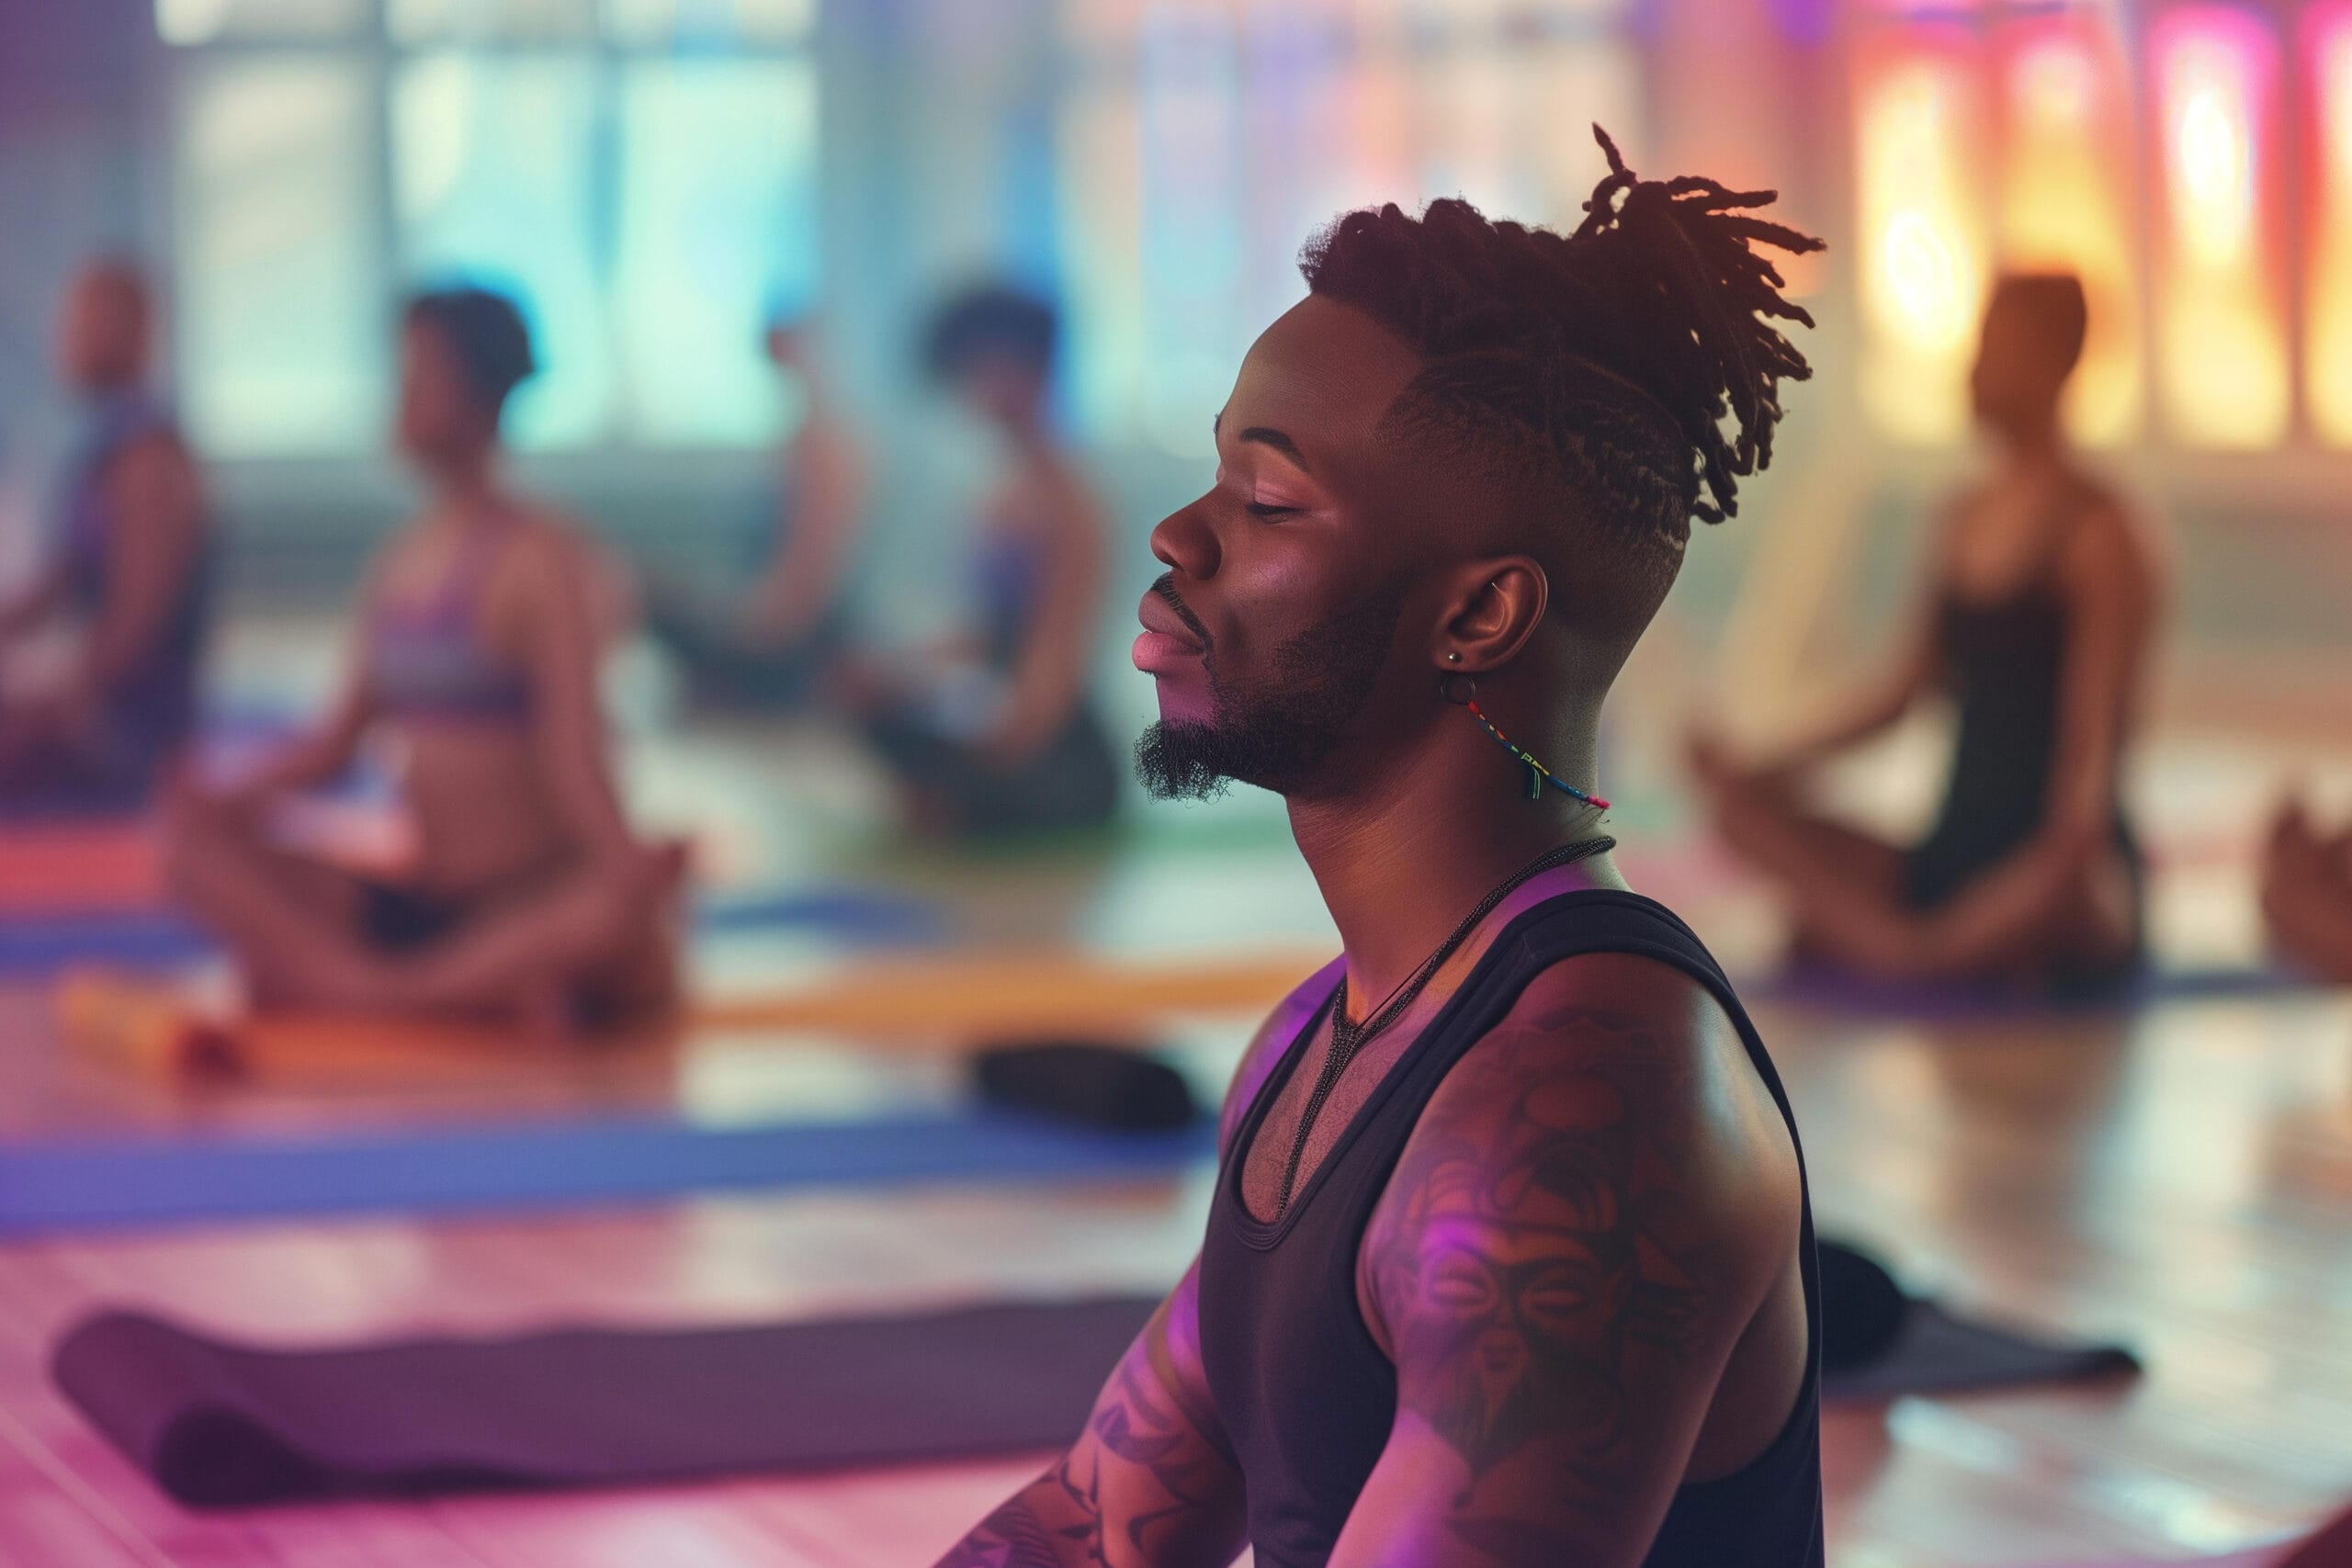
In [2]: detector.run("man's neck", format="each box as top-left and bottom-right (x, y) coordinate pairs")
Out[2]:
(1286, 714), (1616, 1020)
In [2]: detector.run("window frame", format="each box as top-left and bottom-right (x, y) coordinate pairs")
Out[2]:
(159, 0), (820, 459)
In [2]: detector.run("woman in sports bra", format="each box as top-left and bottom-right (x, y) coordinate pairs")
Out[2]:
(1690, 274), (2163, 986)
(853, 285), (1120, 837)
(166, 287), (677, 1031)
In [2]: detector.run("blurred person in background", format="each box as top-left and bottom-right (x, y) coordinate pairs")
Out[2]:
(0, 259), (209, 814)
(2261, 795), (2352, 981)
(850, 283), (1120, 837)
(167, 286), (677, 1033)
(644, 311), (866, 711)
(1689, 273), (2161, 987)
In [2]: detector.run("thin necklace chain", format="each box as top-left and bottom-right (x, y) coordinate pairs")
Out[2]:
(1269, 833), (1616, 1220)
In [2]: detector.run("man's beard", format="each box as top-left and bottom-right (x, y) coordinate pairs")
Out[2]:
(1135, 577), (1408, 801)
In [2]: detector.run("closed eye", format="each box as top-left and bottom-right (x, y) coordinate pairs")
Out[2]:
(1245, 502), (1301, 520)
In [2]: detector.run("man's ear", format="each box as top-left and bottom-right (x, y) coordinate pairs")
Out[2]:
(1430, 555), (1548, 675)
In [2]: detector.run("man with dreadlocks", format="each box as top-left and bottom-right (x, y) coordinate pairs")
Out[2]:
(937, 130), (1825, 1568)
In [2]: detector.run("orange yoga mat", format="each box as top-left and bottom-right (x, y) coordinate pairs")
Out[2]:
(59, 946), (1328, 1078)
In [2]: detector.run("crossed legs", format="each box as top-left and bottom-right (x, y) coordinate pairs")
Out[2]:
(1690, 740), (2136, 982)
(164, 792), (682, 1032)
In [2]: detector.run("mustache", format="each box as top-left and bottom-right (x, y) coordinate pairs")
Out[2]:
(1150, 572), (1213, 652)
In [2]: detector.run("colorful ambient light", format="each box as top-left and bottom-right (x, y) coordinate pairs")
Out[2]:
(2305, 4), (2352, 447)
(1854, 28), (1989, 444)
(1994, 14), (2139, 445)
(2150, 6), (2288, 449)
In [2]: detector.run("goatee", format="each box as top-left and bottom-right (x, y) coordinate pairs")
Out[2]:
(1135, 578), (1407, 801)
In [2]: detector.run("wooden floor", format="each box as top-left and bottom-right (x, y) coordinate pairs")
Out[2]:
(1, 983), (2348, 1566)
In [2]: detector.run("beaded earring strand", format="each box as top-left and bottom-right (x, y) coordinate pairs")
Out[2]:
(1440, 671), (1611, 810)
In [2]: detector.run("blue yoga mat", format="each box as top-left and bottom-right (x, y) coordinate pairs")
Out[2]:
(0, 886), (944, 976)
(0, 910), (211, 974)
(0, 1107), (1216, 1235)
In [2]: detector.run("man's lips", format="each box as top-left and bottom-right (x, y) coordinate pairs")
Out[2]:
(1134, 585), (1205, 675)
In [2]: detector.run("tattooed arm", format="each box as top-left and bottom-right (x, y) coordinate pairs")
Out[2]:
(935, 1265), (1244, 1568)
(1330, 953), (1804, 1567)
(936, 967), (1340, 1566)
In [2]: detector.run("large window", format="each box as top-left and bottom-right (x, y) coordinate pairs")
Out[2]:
(1056, 0), (1642, 456)
(161, 0), (820, 457)
(1850, 0), (2351, 451)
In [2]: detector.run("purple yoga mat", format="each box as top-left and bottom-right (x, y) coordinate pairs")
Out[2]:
(51, 1287), (2141, 1510)
(52, 1295), (1159, 1508)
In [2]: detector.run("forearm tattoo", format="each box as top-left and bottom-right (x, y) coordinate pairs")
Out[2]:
(936, 1295), (1235, 1568)
(1369, 1003), (1711, 1531)
(936, 1487), (1091, 1568)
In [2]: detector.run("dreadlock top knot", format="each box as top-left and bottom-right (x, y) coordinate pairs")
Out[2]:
(1301, 124), (1823, 535)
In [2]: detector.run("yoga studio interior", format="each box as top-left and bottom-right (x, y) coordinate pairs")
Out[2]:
(2, 0), (2351, 1562)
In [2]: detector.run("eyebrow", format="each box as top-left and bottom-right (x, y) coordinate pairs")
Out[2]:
(1211, 412), (1313, 473)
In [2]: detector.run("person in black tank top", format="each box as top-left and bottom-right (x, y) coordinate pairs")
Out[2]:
(939, 130), (1824, 1567)
(1691, 274), (2162, 987)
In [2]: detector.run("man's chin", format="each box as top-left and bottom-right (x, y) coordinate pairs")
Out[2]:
(1133, 719), (1236, 802)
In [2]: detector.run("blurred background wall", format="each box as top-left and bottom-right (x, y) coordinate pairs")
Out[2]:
(1, 0), (2348, 734)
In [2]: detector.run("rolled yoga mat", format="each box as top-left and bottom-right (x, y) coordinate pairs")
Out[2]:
(52, 1256), (2140, 1508)
(1820, 1297), (2140, 1400)
(52, 1295), (1161, 1507)
(1817, 1239), (2140, 1401)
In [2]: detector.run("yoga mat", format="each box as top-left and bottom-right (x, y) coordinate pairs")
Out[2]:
(0, 823), (166, 914)
(0, 883), (947, 977)
(1820, 1298), (2139, 1401)
(694, 948), (1323, 1037)
(696, 886), (944, 944)
(0, 908), (211, 974)
(1753, 962), (2329, 1021)
(51, 1294), (1161, 1507)
(50, 1282), (2160, 1511)
(0, 1109), (1217, 1235)
(60, 946), (1319, 1079)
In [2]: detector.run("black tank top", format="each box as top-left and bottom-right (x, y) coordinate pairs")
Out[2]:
(1905, 520), (2141, 920)
(1906, 591), (2071, 908)
(1197, 889), (1823, 1567)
